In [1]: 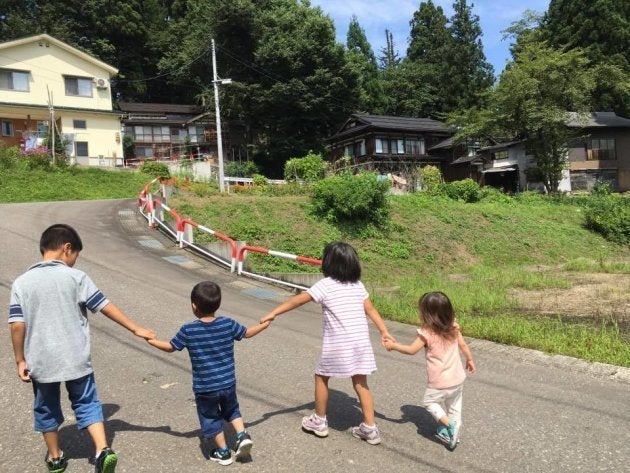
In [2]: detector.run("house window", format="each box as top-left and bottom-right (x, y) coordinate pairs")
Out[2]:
(75, 141), (89, 157)
(134, 126), (170, 143)
(1, 120), (13, 136)
(391, 139), (405, 154)
(37, 121), (49, 139)
(494, 150), (509, 160)
(344, 140), (366, 158)
(375, 137), (389, 154)
(64, 77), (93, 97)
(73, 119), (87, 129)
(586, 139), (616, 160)
(135, 146), (154, 158)
(405, 138), (425, 156)
(0, 69), (29, 91)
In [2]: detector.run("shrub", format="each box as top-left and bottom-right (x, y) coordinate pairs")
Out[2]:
(584, 195), (630, 244)
(419, 165), (442, 191)
(437, 178), (481, 203)
(140, 161), (170, 179)
(0, 145), (20, 169)
(23, 147), (52, 171)
(252, 173), (269, 186)
(284, 152), (327, 182)
(224, 160), (259, 177)
(311, 172), (390, 226)
(479, 186), (514, 204)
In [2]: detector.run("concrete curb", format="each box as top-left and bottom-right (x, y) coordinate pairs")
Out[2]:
(467, 338), (630, 384)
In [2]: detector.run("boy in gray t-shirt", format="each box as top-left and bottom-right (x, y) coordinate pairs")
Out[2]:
(9, 224), (155, 473)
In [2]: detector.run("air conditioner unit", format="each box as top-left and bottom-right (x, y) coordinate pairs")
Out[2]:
(93, 78), (109, 89)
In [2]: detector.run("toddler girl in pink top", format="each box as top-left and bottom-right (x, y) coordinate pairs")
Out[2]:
(384, 291), (475, 450)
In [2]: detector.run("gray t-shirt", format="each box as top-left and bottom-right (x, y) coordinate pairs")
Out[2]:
(9, 260), (109, 383)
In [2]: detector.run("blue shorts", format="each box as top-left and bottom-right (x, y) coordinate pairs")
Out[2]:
(32, 373), (104, 432)
(195, 385), (242, 438)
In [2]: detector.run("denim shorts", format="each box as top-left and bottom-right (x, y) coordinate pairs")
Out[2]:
(195, 384), (241, 438)
(32, 373), (104, 432)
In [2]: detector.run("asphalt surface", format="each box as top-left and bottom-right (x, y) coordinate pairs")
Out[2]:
(0, 199), (628, 473)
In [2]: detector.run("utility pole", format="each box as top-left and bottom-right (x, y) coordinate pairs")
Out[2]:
(47, 85), (55, 165)
(211, 39), (231, 192)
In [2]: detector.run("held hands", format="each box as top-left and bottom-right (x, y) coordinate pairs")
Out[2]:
(17, 360), (31, 383)
(383, 338), (396, 352)
(381, 331), (396, 348)
(259, 313), (276, 324)
(134, 326), (156, 340)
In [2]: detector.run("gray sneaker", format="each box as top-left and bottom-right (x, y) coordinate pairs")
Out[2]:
(352, 422), (381, 445)
(302, 413), (329, 437)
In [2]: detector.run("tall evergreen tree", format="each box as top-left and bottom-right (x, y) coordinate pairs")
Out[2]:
(378, 29), (400, 70)
(407, 0), (450, 64)
(444, 0), (494, 111)
(345, 16), (381, 112)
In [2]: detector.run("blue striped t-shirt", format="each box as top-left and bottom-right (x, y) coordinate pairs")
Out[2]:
(170, 316), (247, 393)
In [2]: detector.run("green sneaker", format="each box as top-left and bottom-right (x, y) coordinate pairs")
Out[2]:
(448, 420), (460, 450)
(45, 450), (68, 473)
(436, 425), (451, 444)
(95, 447), (118, 473)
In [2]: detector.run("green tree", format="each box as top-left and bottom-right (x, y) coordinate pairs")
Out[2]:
(444, 0), (494, 111)
(346, 16), (382, 112)
(450, 42), (596, 193)
(543, 0), (630, 115)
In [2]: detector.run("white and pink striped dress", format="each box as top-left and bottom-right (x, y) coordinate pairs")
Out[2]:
(307, 277), (377, 377)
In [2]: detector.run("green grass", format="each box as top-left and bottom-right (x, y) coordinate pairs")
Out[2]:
(0, 167), (149, 202)
(2, 165), (628, 367)
(170, 190), (630, 367)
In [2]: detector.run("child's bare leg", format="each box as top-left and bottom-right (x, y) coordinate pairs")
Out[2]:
(229, 416), (245, 434)
(42, 431), (62, 459)
(86, 421), (108, 454)
(314, 374), (329, 417)
(351, 374), (375, 425)
(212, 431), (228, 450)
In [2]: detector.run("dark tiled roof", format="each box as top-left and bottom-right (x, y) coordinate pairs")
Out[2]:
(428, 136), (454, 150)
(567, 112), (630, 128)
(351, 114), (451, 132)
(478, 140), (523, 152)
(117, 102), (202, 114)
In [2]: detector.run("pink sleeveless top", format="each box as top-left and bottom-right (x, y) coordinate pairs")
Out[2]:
(417, 325), (466, 389)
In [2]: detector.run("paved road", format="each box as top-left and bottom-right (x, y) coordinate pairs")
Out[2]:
(0, 200), (628, 473)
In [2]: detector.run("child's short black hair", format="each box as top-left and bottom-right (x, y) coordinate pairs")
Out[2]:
(191, 281), (222, 315)
(40, 223), (83, 255)
(321, 241), (361, 283)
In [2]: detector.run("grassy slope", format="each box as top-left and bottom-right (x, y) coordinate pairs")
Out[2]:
(171, 191), (630, 366)
(0, 167), (149, 202)
(1, 166), (627, 366)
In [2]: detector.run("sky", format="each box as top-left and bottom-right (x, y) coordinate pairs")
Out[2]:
(310, 0), (551, 75)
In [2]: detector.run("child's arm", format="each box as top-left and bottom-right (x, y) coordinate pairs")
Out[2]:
(364, 298), (396, 345)
(260, 291), (312, 324)
(458, 331), (476, 373)
(100, 302), (156, 340)
(147, 338), (176, 352)
(10, 322), (31, 382)
(244, 320), (271, 338)
(384, 334), (425, 355)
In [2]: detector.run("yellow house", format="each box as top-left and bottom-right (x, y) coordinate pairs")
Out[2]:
(0, 34), (123, 165)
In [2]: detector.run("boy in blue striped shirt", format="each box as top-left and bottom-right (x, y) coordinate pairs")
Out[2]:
(9, 223), (155, 473)
(148, 281), (269, 465)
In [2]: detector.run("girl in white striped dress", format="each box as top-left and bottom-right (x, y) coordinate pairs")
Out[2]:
(261, 241), (393, 445)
